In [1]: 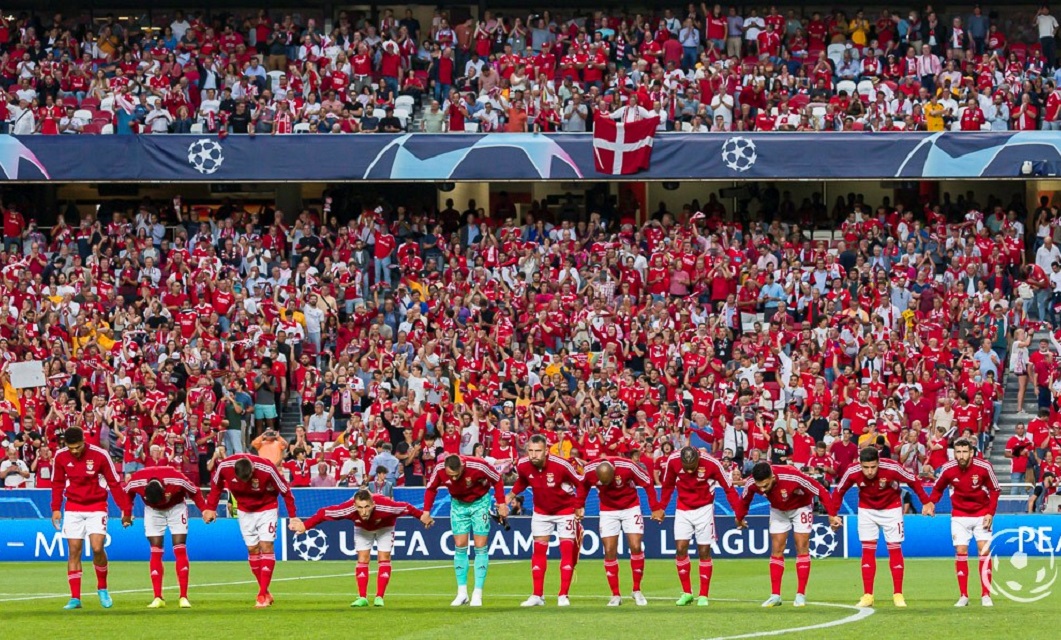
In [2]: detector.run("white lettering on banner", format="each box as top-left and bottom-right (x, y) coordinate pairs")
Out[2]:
(407, 531), (428, 556)
(439, 531), (454, 556)
(660, 531), (675, 555)
(488, 532), (510, 556)
(513, 531), (533, 555)
(35, 532), (63, 558)
(339, 531), (356, 556)
(580, 530), (600, 556)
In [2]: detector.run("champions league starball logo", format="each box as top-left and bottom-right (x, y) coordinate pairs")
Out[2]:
(362, 133), (582, 180)
(721, 137), (757, 172)
(291, 529), (329, 561)
(985, 527), (1057, 603)
(187, 138), (225, 175)
(808, 523), (839, 559)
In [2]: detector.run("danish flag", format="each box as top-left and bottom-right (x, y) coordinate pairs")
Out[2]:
(592, 112), (660, 175)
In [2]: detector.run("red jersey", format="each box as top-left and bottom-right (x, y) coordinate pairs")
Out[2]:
(51, 445), (131, 513)
(658, 452), (744, 516)
(580, 457), (659, 512)
(928, 457), (1000, 517)
(423, 455), (505, 511)
(740, 464), (837, 514)
(205, 454), (297, 515)
(303, 493), (423, 532)
(834, 458), (930, 510)
(512, 454), (584, 516)
(123, 466), (206, 516)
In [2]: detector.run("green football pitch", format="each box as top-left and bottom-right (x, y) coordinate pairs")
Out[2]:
(0, 558), (1056, 639)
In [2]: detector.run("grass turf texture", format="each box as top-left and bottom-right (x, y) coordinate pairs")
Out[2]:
(1, 558), (1055, 639)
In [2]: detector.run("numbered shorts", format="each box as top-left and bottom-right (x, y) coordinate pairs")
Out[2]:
(769, 505), (814, 535)
(62, 511), (108, 539)
(145, 503), (189, 538)
(674, 505), (716, 545)
(600, 507), (645, 538)
(531, 512), (578, 539)
(238, 508), (278, 546)
(355, 526), (395, 552)
(951, 516), (992, 547)
(858, 507), (904, 543)
(451, 493), (493, 537)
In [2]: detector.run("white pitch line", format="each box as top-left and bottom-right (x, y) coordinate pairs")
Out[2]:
(0, 562), (519, 603)
(700, 599), (875, 640)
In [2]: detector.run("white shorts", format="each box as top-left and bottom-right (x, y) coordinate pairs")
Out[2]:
(858, 507), (904, 544)
(354, 526), (395, 552)
(674, 505), (716, 545)
(769, 505), (814, 535)
(144, 503), (189, 538)
(600, 507), (645, 538)
(237, 508), (278, 546)
(951, 516), (992, 547)
(62, 511), (108, 539)
(531, 512), (578, 539)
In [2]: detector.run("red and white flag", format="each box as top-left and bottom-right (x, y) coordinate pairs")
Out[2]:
(592, 112), (660, 175)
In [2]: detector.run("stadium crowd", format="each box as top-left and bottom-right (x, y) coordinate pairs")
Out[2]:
(5, 5), (1061, 133)
(0, 186), (1059, 513)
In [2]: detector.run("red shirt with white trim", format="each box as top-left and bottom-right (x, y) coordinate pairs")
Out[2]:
(303, 493), (423, 531)
(51, 444), (131, 513)
(511, 454), (584, 516)
(833, 457), (930, 510)
(204, 453), (297, 515)
(740, 464), (837, 514)
(928, 457), (1000, 517)
(581, 456), (659, 512)
(123, 466), (206, 516)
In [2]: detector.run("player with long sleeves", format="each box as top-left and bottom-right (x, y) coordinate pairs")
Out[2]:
(506, 434), (587, 607)
(424, 454), (509, 607)
(122, 466), (208, 608)
(833, 447), (931, 608)
(581, 456), (660, 606)
(924, 438), (1001, 607)
(654, 446), (746, 607)
(739, 462), (840, 607)
(203, 454), (300, 608)
(50, 427), (132, 610)
(290, 490), (434, 607)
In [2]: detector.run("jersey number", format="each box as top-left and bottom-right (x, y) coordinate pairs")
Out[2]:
(634, 515), (644, 526)
(268, 521), (277, 534)
(181, 512), (188, 525)
(799, 512), (814, 525)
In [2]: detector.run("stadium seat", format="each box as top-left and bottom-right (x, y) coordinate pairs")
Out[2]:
(73, 109), (93, 122)
(80, 123), (100, 135)
(93, 110), (112, 122)
(395, 95), (416, 112)
(92, 118), (111, 129)
(856, 80), (875, 101)
(836, 80), (857, 96)
(464, 122), (479, 132)
(100, 123), (114, 134)
(826, 43), (847, 67)
(293, 123), (311, 133)
(190, 123), (204, 134)
(1011, 42), (1027, 62)
(393, 111), (408, 129)
(306, 431), (332, 444)
(81, 96), (100, 110)
(268, 70), (285, 92)
(146, 95), (160, 107)
(681, 121), (693, 132)
(62, 96), (79, 109)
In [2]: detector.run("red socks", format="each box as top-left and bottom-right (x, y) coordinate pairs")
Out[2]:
(150, 547), (165, 598)
(604, 559), (621, 596)
(356, 562), (370, 598)
(376, 561), (392, 598)
(94, 564), (108, 590)
(258, 553), (275, 597)
(698, 559), (713, 597)
(249, 552), (262, 582)
(68, 570), (82, 600)
(630, 553), (645, 591)
(795, 554), (810, 595)
(769, 555), (785, 596)
(531, 541), (548, 597)
(887, 543), (904, 594)
(558, 539), (575, 597)
(676, 555), (692, 594)
(978, 555), (992, 597)
(861, 542), (877, 594)
(956, 554), (969, 597)
(173, 544), (190, 599)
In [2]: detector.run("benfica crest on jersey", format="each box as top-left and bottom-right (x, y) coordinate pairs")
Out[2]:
(697, 469), (706, 479)
(879, 478), (888, 488)
(615, 477), (624, 487)
(971, 475), (980, 487)
(251, 478), (260, 490)
(780, 489), (788, 499)
(85, 459), (95, 473)
(546, 472), (555, 486)
(465, 477), (474, 486)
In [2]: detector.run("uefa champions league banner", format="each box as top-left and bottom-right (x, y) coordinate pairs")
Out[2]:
(1, 131), (1060, 181)
(0, 515), (1058, 562)
(0, 488), (953, 519)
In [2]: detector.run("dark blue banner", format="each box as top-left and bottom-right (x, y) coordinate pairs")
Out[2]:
(1, 131), (1058, 182)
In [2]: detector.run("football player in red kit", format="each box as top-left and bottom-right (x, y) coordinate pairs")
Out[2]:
(739, 461), (840, 607)
(924, 438), (1001, 607)
(203, 454), (301, 608)
(507, 434), (586, 607)
(51, 427), (132, 610)
(123, 466), (208, 608)
(290, 490), (434, 607)
(833, 447), (931, 608)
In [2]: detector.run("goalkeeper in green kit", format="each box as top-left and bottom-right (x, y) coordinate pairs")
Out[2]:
(424, 454), (509, 607)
